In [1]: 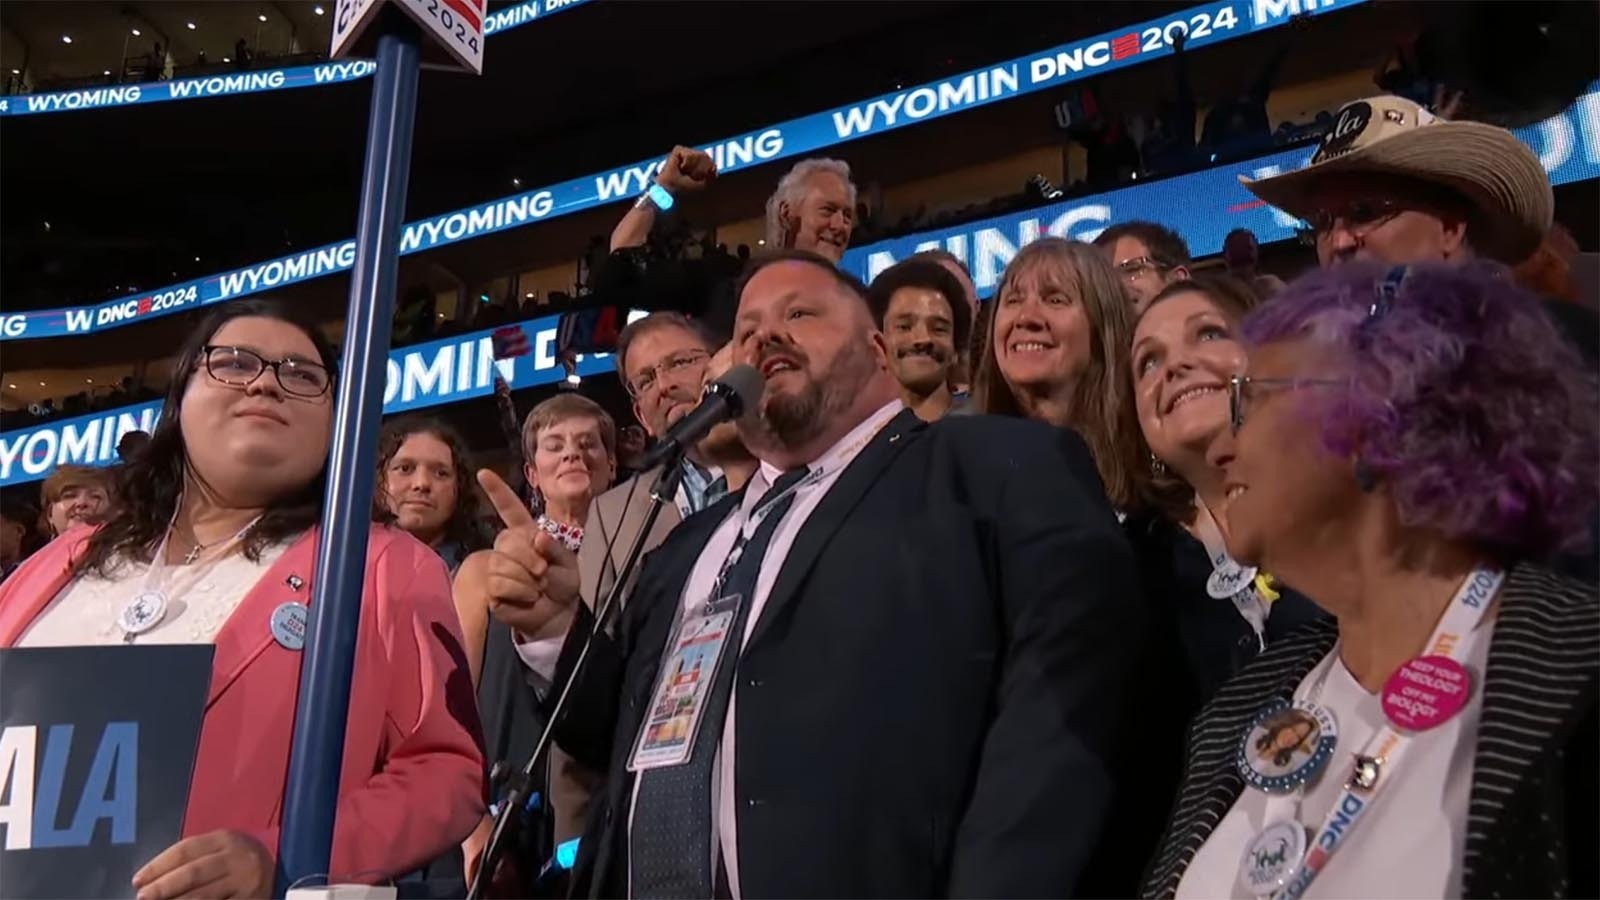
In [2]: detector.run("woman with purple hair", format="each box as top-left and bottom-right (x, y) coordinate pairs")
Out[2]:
(1143, 262), (1598, 900)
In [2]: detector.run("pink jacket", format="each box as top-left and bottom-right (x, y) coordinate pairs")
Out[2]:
(0, 524), (486, 879)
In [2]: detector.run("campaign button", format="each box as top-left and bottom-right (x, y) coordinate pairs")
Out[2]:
(1382, 655), (1471, 730)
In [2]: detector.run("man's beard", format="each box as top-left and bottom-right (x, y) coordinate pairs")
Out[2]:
(746, 335), (878, 451)
(695, 420), (751, 464)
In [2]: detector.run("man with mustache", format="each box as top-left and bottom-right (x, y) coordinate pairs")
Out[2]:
(866, 258), (971, 421)
(480, 249), (1140, 897)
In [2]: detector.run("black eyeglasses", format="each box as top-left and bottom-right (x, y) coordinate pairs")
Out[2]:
(200, 345), (332, 397)
(1228, 375), (1343, 433)
(1295, 198), (1404, 247)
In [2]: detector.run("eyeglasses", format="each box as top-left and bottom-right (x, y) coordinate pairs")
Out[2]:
(627, 349), (709, 398)
(1228, 375), (1343, 433)
(200, 345), (332, 397)
(1115, 255), (1170, 282)
(1295, 198), (1404, 247)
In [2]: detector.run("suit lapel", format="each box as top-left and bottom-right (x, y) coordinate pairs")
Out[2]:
(744, 409), (922, 650)
(596, 471), (683, 609)
(1461, 566), (1599, 894)
(204, 531), (319, 708)
(613, 495), (735, 712)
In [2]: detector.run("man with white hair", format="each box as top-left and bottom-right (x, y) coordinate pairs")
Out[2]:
(610, 149), (858, 263)
(761, 157), (857, 261)
(599, 149), (861, 339)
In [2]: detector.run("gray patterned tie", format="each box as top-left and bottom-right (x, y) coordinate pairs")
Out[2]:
(629, 467), (810, 899)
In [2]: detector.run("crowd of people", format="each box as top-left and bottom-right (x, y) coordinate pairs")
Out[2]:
(0, 86), (1596, 900)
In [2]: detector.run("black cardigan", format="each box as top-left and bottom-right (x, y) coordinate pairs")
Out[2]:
(1141, 564), (1599, 899)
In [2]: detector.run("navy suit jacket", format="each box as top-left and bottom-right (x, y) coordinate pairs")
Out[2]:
(551, 409), (1147, 897)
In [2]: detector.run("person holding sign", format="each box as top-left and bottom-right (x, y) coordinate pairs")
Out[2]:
(0, 300), (485, 897)
(1142, 263), (1599, 900)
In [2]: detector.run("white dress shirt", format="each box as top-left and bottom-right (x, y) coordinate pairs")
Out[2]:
(1177, 614), (1492, 900)
(628, 399), (904, 898)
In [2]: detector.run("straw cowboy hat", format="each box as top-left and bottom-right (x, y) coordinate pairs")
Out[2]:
(1242, 95), (1553, 263)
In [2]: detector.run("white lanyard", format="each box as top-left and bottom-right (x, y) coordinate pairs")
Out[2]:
(708, 408), (894, 606)
(121, 511), (262, 642)
(1266, 565), (1503, 899)
(1194, 513), (1270, 650)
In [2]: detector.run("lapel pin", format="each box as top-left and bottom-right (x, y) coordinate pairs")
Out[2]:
(286, 574), (304, 591)
(1348, 755), (1382, 792)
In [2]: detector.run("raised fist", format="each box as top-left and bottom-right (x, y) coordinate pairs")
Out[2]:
(656, 145), (717, 193)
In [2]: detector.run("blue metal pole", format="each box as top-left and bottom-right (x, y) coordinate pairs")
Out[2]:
(276, 20), (421, 895)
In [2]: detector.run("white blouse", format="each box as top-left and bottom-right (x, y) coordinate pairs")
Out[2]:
(18, 546), (289, 647)
(1177, 616), (1492, 900)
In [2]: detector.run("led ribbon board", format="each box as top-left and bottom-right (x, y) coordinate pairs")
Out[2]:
(0, 310), (640, 487)
(0, 0), (591, 118)
(0, 0), (1365, 342)
(842, 85), (1600, 292)
(6, 86), (1597, 486)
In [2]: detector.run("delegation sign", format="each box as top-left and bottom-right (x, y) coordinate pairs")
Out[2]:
(0, 645), (213, 898)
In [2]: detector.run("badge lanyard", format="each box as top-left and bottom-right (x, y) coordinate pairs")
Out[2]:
(706, 411), (892, 602)
(627, 409), (895, 772)
(1195, 514), (1270, 650)
(119, 509), (263, 642)
(1246, 565), (1503, 899)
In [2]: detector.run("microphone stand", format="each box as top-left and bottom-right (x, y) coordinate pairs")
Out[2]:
(468, 458), (687, 900)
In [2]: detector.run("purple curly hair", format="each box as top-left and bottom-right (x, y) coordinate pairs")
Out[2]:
(1242, 260), (1599, 561)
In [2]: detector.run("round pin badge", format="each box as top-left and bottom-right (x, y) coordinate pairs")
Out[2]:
(1381, 654), (1472, 730)
(1207, 561), (1259, 600)
(119, 590), (168, 637)
(270, 601), (308, 651)
(1238, 819), (1308, 896)
(1238, 698), (1339, 793)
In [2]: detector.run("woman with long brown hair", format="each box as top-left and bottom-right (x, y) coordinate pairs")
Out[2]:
(972, 236), (1148, 511)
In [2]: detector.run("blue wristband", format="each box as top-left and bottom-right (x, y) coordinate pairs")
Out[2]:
(641, 183), (674, 212)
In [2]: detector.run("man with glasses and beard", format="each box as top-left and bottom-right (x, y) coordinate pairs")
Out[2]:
(866, 258), (972, 421)
(479, 249), (1142, 897)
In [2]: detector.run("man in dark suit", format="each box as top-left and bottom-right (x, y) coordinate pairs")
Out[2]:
(479, 250), (1144, 897)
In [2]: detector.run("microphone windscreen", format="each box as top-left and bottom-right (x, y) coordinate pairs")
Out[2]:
(716, 364), (765, 415)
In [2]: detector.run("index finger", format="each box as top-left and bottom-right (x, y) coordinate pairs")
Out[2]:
(478, 469), (536, 530)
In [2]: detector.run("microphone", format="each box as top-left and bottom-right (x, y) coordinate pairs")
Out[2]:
(638, 364), (763, 470)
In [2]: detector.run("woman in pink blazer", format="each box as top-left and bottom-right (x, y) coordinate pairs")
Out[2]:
(0, 300), (484, 898)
